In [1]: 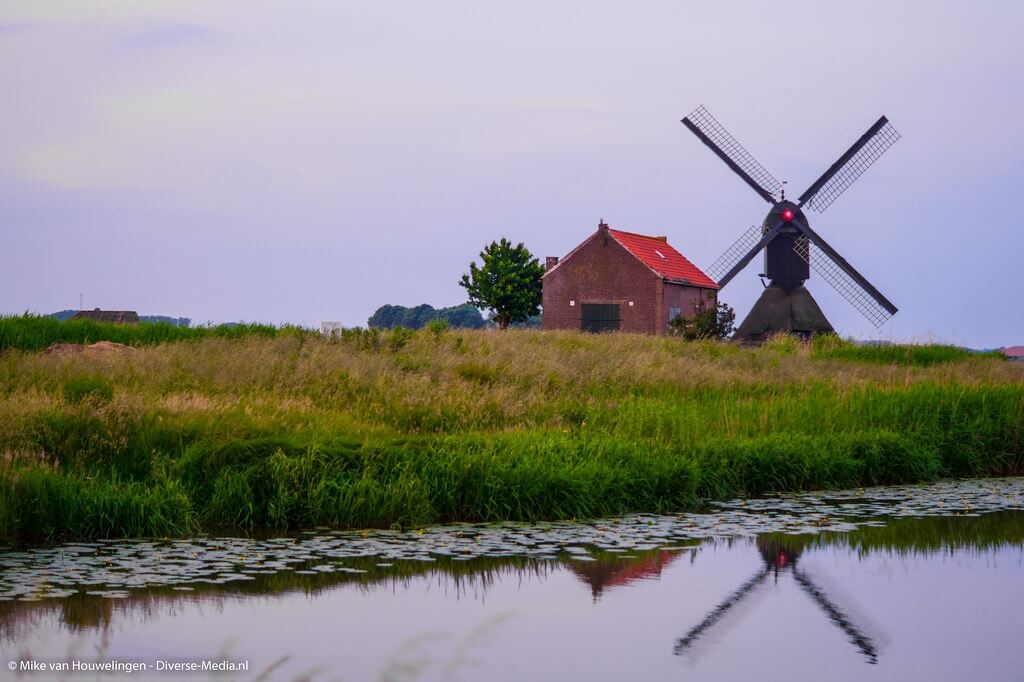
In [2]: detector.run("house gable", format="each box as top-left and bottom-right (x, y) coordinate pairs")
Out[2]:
(542, 226), (661, 333)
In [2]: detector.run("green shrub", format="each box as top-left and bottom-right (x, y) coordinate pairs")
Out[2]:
(387, 326), (415, 352)
(425, 319), (450, 337)
(669, 300), (736, 340)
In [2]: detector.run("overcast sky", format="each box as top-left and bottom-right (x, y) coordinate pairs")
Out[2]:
(2, 1), (1021, 347)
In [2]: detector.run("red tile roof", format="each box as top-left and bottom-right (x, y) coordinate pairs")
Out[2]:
(1001, 345), (1024, 358)
(567, 551), (683, 599)
(609, 229), (719, 289)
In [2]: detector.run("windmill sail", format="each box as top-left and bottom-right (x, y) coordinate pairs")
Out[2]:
(674, 568), (770, 656)
(793, 236), (892, 327)
(706, 224), (763, 283)
(792, 568), (879, 663)
(798, 117), (901, 213)
(706, 217), (789, 288)
(682, 106), (783, 203)
(675, 547), (880, 663)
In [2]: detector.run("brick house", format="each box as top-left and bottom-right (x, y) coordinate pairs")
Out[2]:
(71, 308), (140, 324)
(541, 221), (718, 334)
(1001, 346), (1024, 362)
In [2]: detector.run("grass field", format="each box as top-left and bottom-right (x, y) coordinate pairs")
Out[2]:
(0, 313), (283, 352)
(0, 316), (1021, 542)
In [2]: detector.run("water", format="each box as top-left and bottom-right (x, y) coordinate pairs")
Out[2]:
(2, 477), (1023, 681)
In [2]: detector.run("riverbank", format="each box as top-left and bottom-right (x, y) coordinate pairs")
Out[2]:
(0, 320), (1021, 541)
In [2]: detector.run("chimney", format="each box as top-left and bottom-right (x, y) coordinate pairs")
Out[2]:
(655, 236), (667, 242)
(546, 256), (559, 269)
(598, 219), (609, 233)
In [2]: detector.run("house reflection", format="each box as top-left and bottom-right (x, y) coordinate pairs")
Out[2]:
(674, 536), (879, 664)
(566, 549), (686, 601)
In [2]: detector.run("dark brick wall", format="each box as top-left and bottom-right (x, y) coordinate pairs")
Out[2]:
(542, 228), (661, 334)
(664, 282), (717, 333)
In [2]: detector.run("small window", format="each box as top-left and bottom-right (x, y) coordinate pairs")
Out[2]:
(668, 306), (682, 322)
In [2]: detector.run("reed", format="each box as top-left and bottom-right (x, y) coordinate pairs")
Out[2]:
(0, 313), (288, 352)
(0, 319), (1020, 541)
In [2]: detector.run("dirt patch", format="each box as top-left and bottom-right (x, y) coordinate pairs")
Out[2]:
(43, 341), (136, 355)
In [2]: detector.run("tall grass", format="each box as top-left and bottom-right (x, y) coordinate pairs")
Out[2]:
(0, 314), (289, 352)
(0, 325), (1020, 541)
(809, 334), (999, 366)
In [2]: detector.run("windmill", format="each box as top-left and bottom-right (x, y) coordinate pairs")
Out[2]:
(681, 106), (900, 343)
(674, 538), (879, 664)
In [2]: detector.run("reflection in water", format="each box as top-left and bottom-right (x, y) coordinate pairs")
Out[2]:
(0, 493), (1022, 680)
(567, 550), (685, 601)
(790, 561), (877, 664)
(2, 549), (696, 640)
(2, 513), (1021, 642)
(674, 537), (877, 663)
(0, 556), (556, 641)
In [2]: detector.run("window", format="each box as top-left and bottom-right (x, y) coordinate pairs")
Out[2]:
(668, 306), (682, 322)
(580, 303), (620, 333)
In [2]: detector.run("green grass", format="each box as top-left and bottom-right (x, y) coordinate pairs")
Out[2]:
(0, 316), (1021, 541)
(62, 375), (114, 404)
(0, 468), (193, 540)
(0, 313), (289, 352)
(809, 334), (998, 366)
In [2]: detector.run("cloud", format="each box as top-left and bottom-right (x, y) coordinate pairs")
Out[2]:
(1, 1), (193, 24)
(0, 21), (38, 35)
(114, 22), (212, 49)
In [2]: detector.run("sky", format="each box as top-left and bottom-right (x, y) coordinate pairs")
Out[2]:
(1, 0), (1021, 347)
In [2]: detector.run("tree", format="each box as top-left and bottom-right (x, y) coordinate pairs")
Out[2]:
(367, 303), (485, 330)
(669, 299), (736, 340)
(438, 304), (486, 329)
(367, 305), (405, 329)
(459, 239), (543, 330)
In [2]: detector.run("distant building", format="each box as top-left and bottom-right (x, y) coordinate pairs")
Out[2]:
(542, 221), (718, 334)
(321, 321), (343, 337)
(71, 308), (140, 324)
(1001, 346), (1024, 362)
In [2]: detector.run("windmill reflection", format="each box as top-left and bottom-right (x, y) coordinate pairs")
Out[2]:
(674, 537), (879, 664)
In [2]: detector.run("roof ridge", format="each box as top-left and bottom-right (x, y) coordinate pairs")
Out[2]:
(607, 227), (665, 240)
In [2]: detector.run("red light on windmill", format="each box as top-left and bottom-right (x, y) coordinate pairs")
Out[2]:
(782, 209), (794, 222)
